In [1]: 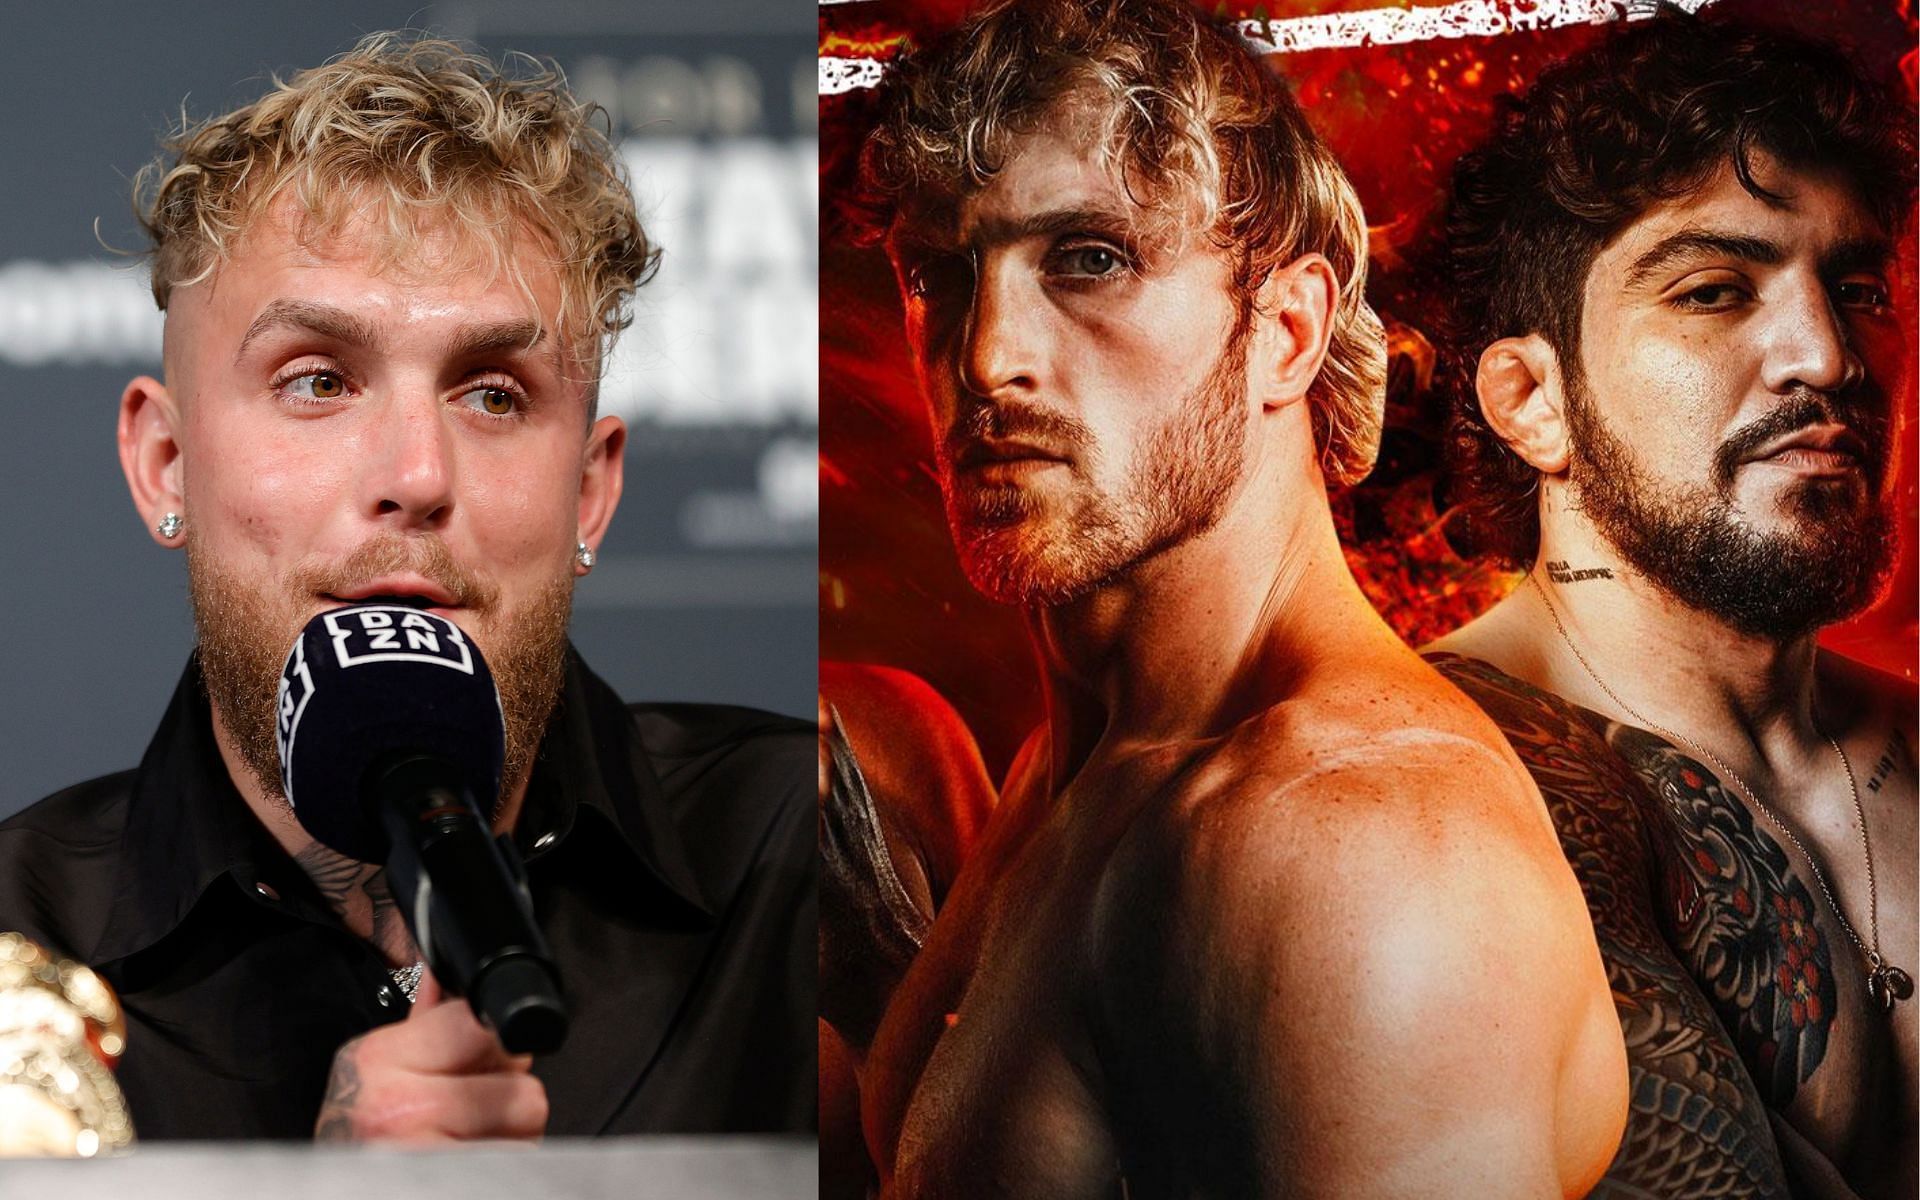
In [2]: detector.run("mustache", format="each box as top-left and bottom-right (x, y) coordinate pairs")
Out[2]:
(290, 534), (499, 610)
(941, 400), (1093, 465)
(1713, 389), (1890, 487)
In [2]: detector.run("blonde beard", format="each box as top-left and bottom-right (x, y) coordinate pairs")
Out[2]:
(187, 535), (575, 822)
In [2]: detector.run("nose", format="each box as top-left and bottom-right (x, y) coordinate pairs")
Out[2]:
(1761, 275), (1865, 395)
(959, 260), (1039, 400)
(364, 389), (455, 529)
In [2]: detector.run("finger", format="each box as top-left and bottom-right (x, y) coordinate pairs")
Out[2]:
(389, 991), (520, 1074)
(392, 1071), (549, 1142)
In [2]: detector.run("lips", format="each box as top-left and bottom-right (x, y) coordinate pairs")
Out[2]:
(1751, 424), (1866, 466)
(953, 438), (1068, 472)
(323, 576), (461, 609)
(1745, 424), (1870, 472)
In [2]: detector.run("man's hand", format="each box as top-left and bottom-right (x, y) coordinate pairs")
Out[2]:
(313, 972), (548, 1143)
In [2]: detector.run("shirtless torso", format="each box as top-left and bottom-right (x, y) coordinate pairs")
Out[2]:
(1434, 620), (1917, 1200)
(859, 637), (1628, 1198)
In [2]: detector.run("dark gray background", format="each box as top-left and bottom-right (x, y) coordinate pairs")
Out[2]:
(0, 1), (817, 818)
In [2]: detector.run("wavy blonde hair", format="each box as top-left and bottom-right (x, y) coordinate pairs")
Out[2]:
(134, 32), (657, 370)
(853, 0), (1387, 485)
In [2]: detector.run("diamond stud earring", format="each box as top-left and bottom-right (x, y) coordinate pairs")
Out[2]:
(156, 512), (183, 540)
(575, 541), (595, 570)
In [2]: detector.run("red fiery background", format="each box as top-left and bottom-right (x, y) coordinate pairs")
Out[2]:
(821, 0), (1920, 781)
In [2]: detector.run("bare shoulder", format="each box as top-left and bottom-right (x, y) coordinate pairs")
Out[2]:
(1094, 658), (1586, 1006)
(822, 661), (990, 761)
(1205, 646), (1555, 852)
(1086, 665), (1615, 1194)
(820, 661), (997, 888)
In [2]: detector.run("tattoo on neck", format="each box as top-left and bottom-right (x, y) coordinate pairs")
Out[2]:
(292, 842), (418, 964)
(1865, 728), (1909, 795)
(1546, 560), (1615, 584)
(293, 842), (377, 910)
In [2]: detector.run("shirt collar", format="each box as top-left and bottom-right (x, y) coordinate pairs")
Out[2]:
(91, 646), (710, 966)
(512, 648), (713, 920)
(90, 656), (266, 965)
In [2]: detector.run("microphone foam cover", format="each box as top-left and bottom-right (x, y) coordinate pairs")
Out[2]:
(276, 605), (506, 863)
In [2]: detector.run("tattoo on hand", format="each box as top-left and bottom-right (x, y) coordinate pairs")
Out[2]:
(314, 1042), (362, 1142)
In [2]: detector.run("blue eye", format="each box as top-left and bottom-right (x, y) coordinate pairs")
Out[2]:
(1055, 245), (1124, 278)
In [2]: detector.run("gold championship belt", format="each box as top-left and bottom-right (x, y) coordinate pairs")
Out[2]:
(0, 933), (135, 1156)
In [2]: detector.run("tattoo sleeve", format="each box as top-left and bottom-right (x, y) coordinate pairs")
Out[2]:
(1594, 724), (1836, 1108)
(1431, 654), (1791, 1198)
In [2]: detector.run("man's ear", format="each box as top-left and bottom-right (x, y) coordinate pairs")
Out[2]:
(1475, 335), (1568, 473)
(1251, 254), (1337, 412)
(119, 375), (185, 545)
(576, 414), (626, 573)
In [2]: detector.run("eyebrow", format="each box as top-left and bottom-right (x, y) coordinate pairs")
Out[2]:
(234, 300), (551, 368)
(1822, 235), (1896, 277)
(894, 203), (1141, 259)
(1624, 231), (1784, 289)
(971, 205), (1137, 248)
(235, 299), (382, 362)
(448, 319), (547, 362)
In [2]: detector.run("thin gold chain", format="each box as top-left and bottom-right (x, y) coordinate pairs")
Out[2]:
(1527, 573), (1883, 972)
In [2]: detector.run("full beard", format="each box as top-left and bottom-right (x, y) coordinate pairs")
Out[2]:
(189, 534), (574, 822)
(941, 319), (1252, 607)
(1565, 377), (1896, 641)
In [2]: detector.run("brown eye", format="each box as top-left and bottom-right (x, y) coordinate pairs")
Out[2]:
(463, 386), (520, 416)
(284, 371), (347, 401)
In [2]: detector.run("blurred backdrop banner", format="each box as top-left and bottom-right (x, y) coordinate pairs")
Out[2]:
(0, 0), (817, 818)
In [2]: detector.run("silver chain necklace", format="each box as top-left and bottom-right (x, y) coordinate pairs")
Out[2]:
(1529, 572), (1911, 1011)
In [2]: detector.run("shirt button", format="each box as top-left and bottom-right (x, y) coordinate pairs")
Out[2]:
(533, 832), (557, 850)
(377, 984), (397, 1008)
(253, 882), (279, 901)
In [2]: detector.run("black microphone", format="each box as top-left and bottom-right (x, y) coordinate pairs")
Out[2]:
(275, 603), (568, 1054)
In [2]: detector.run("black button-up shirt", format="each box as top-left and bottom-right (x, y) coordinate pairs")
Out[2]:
(0, 648), (816, 1139)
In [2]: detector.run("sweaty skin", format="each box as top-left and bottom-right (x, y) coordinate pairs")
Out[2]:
(844, 108), (1628, 1197)
(1433, 158), (1916, 1199)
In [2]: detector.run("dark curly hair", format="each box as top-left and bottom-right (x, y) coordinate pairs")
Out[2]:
(1438, 6), (1915, 566)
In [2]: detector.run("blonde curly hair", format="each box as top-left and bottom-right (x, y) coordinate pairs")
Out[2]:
(853, 0), (1387, 486)
(134, 31), (657, 369)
